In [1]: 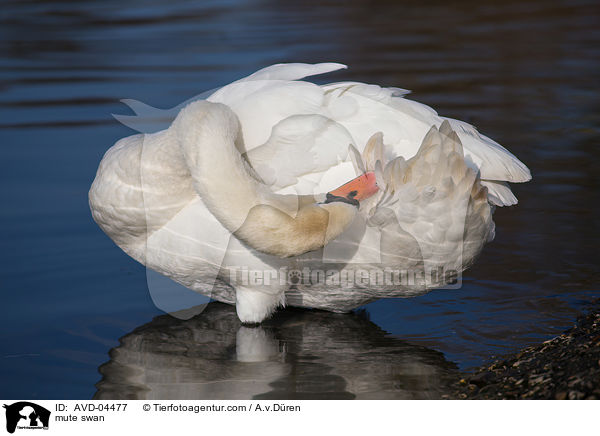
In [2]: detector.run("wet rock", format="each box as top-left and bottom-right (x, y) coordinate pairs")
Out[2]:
(568, 391), (585, 400)
(555, 392), (567, 400)
(470, 371), (494, 387)
(529, 375), (548, 385)
(567, 376), (582, 388)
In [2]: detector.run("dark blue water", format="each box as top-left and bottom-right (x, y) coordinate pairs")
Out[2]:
(1, 0), (598, 399)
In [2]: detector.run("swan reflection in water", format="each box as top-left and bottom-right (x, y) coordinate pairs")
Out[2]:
(94, 303), (459, 399)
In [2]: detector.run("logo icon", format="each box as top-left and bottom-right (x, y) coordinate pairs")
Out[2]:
(3, 402), (50, 434)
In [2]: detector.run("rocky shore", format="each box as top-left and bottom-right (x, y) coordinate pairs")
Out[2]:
(446, 302), (600, 399)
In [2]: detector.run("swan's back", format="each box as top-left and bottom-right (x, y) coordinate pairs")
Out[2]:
(206, 63), (530, 206)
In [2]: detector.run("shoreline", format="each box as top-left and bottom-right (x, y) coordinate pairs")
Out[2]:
(446, 300), (600, 399)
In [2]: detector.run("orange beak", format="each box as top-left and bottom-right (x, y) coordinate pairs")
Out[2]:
(326, 172), (379, 206)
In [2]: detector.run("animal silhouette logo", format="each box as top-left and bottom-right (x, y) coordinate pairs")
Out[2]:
(3, 402), (50, 434)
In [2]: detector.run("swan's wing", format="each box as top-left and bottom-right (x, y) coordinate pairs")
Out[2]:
(320, 84), (445, 164)
(320, 81), (531, 205)
(245, 114), (355, 192)
(219, 65), (530, 204)
(234, 62), (347, 83)
(480, 180), (518, 206)
(206, 75), (363, 196)
(113, 89), (217, 133)
(207, 64), (348, 151)
(441, 117), (531, 183)
(207, 80), (330, 150)
(112, 63), (347, 134)
(322, 81), (410, 101)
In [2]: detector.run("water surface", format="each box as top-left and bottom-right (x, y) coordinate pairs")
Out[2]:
(1, 0), (598, 399)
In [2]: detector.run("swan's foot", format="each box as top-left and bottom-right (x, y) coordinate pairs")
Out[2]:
(235, 286), (285, 323)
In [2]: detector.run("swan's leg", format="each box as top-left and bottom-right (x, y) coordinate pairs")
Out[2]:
(236, 326), (279, 362)
(235, 286), (285, 324)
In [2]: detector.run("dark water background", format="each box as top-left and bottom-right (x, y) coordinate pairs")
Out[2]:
(1, 0), (598, 399)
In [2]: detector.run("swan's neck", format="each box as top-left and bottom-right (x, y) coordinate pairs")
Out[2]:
(175, 101), (267, 230)
(174, 101), (357, 257)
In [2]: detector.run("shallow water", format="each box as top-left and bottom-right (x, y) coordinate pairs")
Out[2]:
(1, 0), (599, 399)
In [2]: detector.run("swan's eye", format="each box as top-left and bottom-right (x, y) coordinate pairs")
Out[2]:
(348, 190), (358, 198)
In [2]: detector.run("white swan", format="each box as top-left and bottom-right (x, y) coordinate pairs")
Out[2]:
(89, 63), (531, 323)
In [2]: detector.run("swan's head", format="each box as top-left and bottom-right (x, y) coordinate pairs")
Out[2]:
(235, 172), (379, 258)
(323, 172), (379, 207)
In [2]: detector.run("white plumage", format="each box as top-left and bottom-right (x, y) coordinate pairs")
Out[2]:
(89, 63), (531, 322)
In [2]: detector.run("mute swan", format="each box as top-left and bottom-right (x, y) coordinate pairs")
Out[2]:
(89, 63), (531, 323)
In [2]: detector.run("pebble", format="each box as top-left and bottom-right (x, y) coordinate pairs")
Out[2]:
(568, 391), (585, 400)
